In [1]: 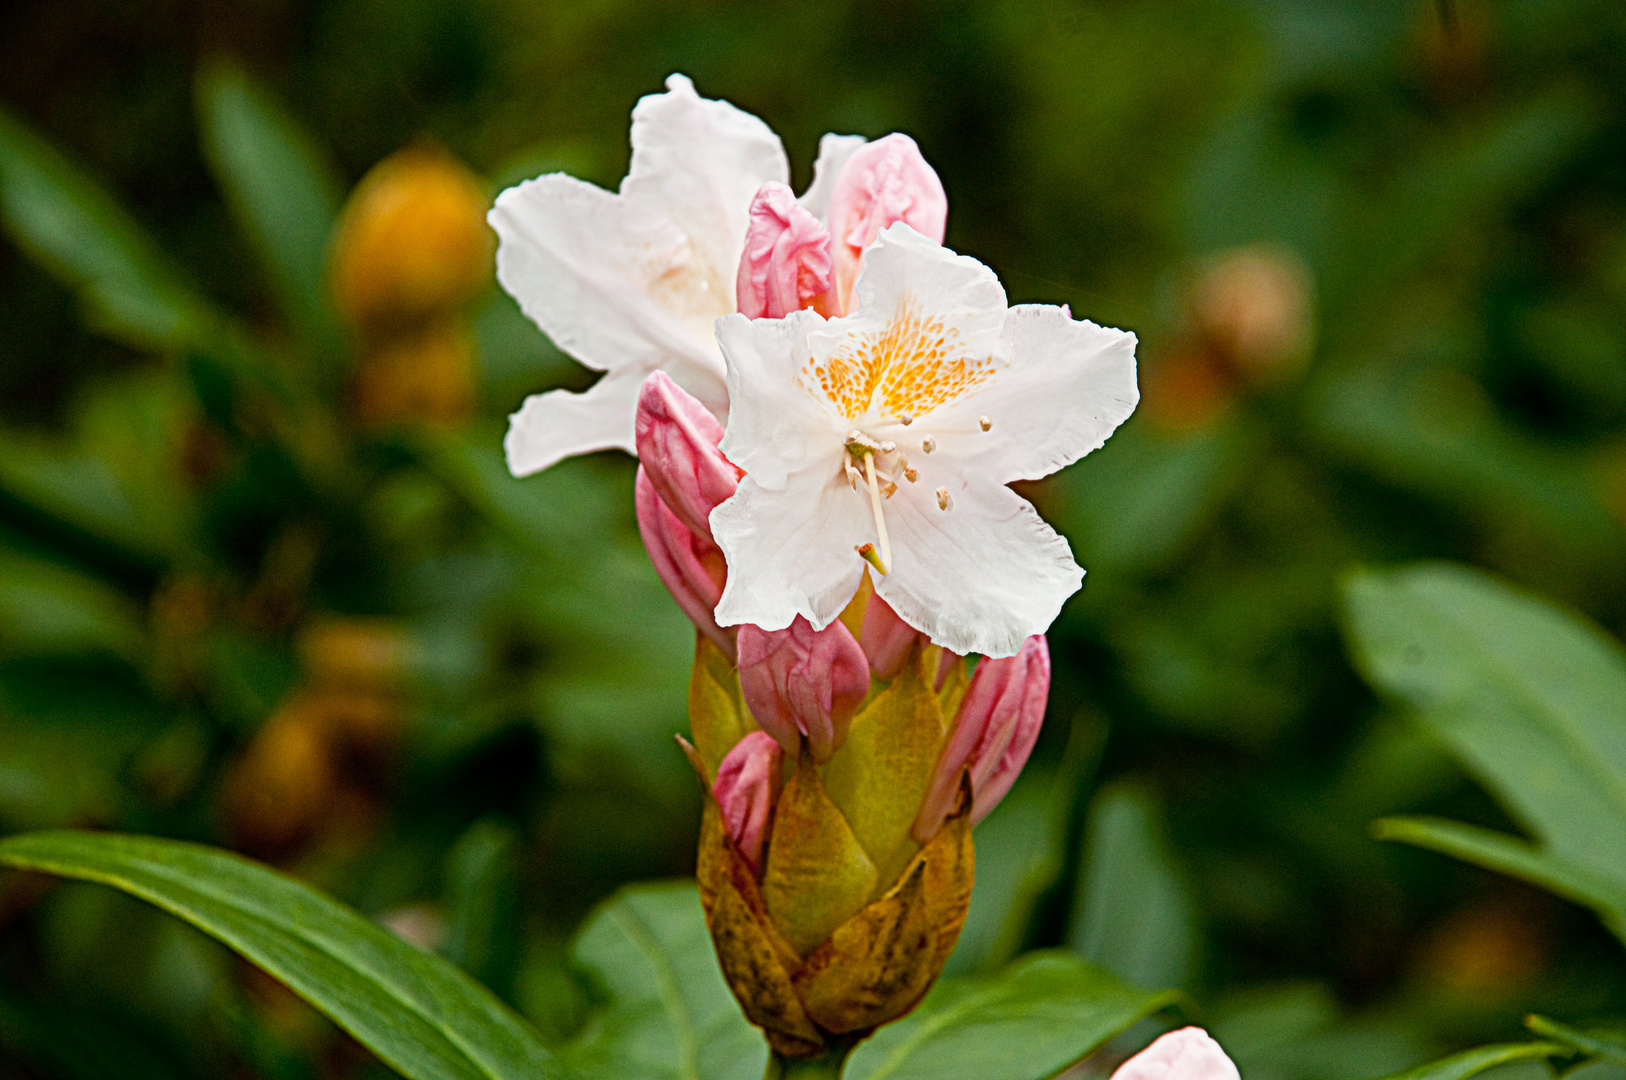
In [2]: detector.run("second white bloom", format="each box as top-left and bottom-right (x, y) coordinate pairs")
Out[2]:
(710, 224), (1139, 659)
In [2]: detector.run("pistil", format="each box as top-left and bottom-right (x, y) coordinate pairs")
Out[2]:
(862, 452), (893, 574)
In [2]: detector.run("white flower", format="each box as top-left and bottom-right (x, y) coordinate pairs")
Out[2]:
(491, 75), (867, 476)
(709, 224), (1138, 658)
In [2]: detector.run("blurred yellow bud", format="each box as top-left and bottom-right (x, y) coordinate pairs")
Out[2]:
(330, 145), (493, 331)
(225, 618), (408, 859)
(352, 316), (476, 427)
(1190, 246), (1314, 386)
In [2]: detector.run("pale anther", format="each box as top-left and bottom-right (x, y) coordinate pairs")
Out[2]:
(899, 412), (914, 426)
(936, 487), (952, 511)
(904, 466), (919, 483)
(879, 440), (896, 453)
(979, 416), (992, 432)
(922, 435), (936, 454)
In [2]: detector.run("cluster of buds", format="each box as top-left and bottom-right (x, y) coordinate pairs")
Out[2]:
(329, 145), (492, 427)
(635, 373), (1048, 1058)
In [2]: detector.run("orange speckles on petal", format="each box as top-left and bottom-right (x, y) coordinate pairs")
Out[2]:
(802, 295), (993, 421)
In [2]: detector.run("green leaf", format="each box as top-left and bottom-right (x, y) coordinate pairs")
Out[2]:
(563, 882), (764, 1080)
(1067, 782), (1196, 991)
(196, 60), (343, 347)
(0, 548), (144, 659)
(1371, 816), (1626, 940)
(0, 831), (563, 1080)
(846, 952), (1183, 1080)
(0, 107), (219, 351)
(1343, 563), (1626, 877)
(1367, 1043), (1566, 1080)
(1525, 1016), (1626, 1065)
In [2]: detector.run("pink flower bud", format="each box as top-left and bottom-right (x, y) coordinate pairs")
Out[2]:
(713, 730), (783, 874)
(827, 133), (948, 312)
(737, 615), (871, 762)
(1109, 1028), (1240, 1080)
(912, 634), (1048, 841)
(735, 182), (837, 320)
(635, 371), (742, 542)
(635, 466), (734, 660)
(859, 591), (921, 679)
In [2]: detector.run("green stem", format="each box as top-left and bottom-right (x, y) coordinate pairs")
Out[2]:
(764, 1038), (857, 1080)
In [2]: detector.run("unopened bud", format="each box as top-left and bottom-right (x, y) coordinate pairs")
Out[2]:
(635, 467), (734, 660)
(736, 182), (837, 319)
(713, 731), (783, 873)
(858, 591), (922, 680)
(635, 372), (742, 541)
(737, 616), (870, 762)
(1110, 1028), (1240, 1080)
(913, 634), (1048, 841)
(827, 134), (947, 312)
(330, 145), (492, 330)
(1190, 246), (1312, 385)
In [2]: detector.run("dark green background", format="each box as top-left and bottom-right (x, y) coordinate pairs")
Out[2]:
(2, 2), (1624, 1078)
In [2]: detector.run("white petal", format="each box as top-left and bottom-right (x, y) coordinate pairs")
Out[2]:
(489, 173), (729, 413)
(504, 367), (649, 477)
(799, 134), (867, 222)
(622, 74), (790, 309)
(712, 469), (871, 633)
(716, 310), (846, 491)
(930, 304), (1138, 483)
(805, 224), (1008, 421)
(874, 478), (1082, 658)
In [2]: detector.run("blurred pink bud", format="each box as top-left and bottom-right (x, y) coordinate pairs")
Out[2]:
(737, 615), (871, 762)
(1109, 1028), (1240, 1080)
(635, 466), (734, 660)
(912, 634), (1048, 841)
(736, 182), (837, 320)
(828, 133), (948, 311)
(635, 371), (742, 542)
(859, 591), (921, 679)
(714, 730), (783, 873)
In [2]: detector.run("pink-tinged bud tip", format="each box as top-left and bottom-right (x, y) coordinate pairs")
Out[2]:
(714, 731), (782, 874)
(635, 467), (734, 661)
(859, 591), (923, 680)
(1109, 1029), (1241, 1080)
(737, 615), (871, 762)
(736, 182), (837, 320)
(912, 634), (1048, 841)
(634, 371), (742, 543)
(827, 133), (948, 312)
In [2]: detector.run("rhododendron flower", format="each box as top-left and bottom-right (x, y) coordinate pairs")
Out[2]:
(710, 223), (1139, 658)
(492, 75), (943, 478)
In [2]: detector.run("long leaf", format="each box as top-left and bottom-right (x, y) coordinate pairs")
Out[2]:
(196, 60), (343, 347)
(0, 831), (563, 1080)
(1343, 563), (1626, 874)
(1369, 1042), (1567, 1080)
(0, 108), (219, 351)
(846, 952), (1184, 1080)
(1372, 816), (1626, 942)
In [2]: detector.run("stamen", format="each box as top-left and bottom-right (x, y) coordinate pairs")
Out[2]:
(899, 412), (914, 426)
(979, 416), (992, 432)
(936, 487), (952, 511)
(879, 440), (896, 453)
(856, 543), (888, 575)
(904, 465), (919, 483)
(845, 462), (862, 490)
(922, 435), (936, 454)
(862, 453), (893, 573)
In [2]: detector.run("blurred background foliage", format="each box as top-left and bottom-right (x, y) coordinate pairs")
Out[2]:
(1, 0), (1625, 1077)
